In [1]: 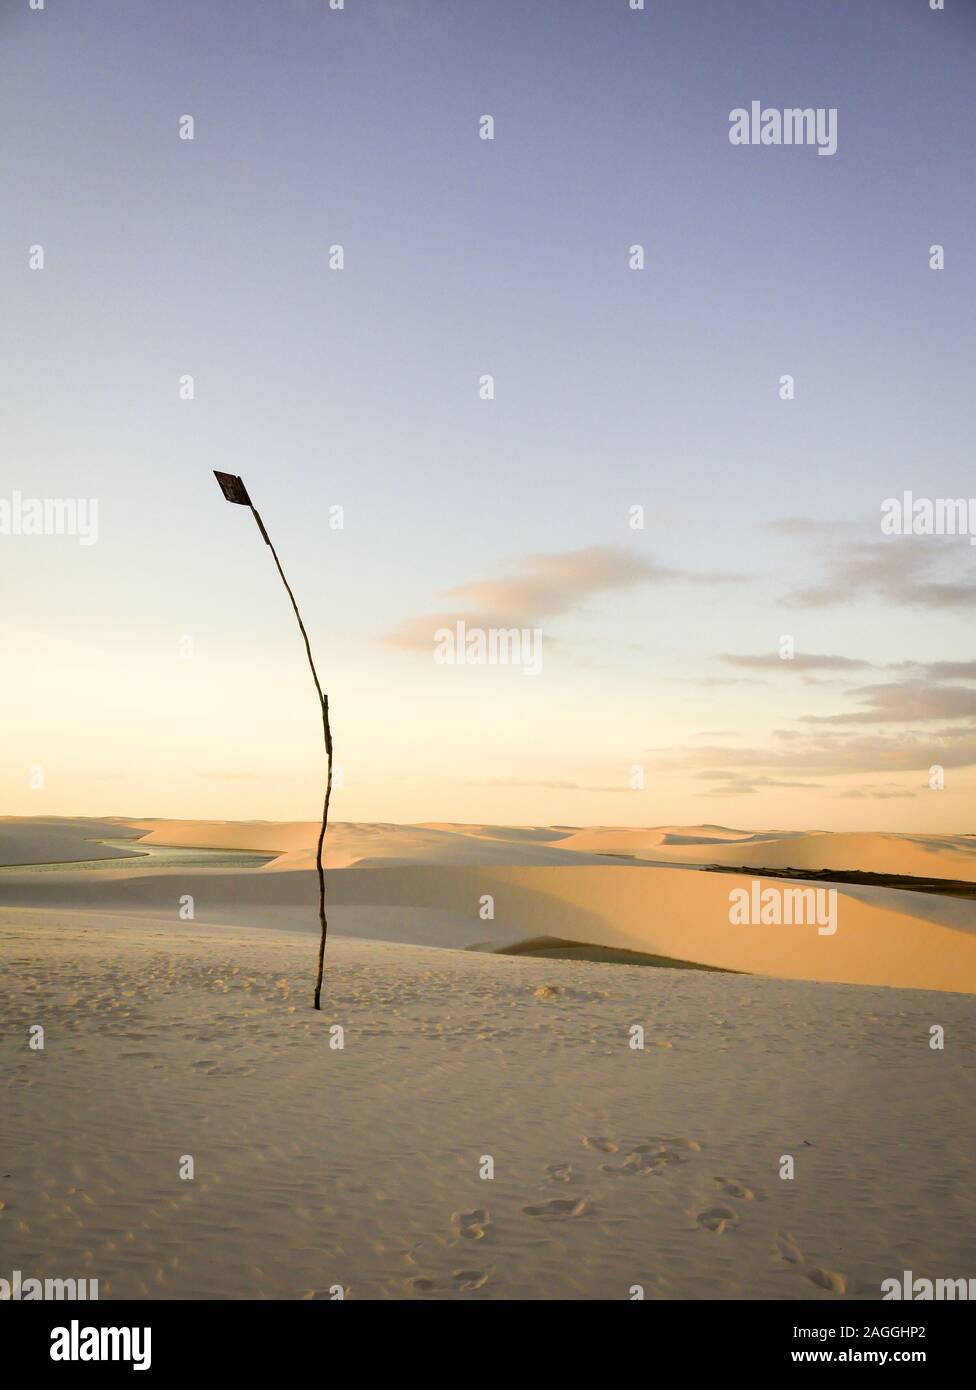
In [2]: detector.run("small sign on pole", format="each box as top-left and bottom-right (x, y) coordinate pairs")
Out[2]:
(213, 472), (253, 507)
(213, 471), (333, 1009)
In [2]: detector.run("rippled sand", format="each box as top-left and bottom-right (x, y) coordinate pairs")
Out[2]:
(3, 913), (974, 1300)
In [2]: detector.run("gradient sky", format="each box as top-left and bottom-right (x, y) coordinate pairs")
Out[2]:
(2, 0), (975, 830)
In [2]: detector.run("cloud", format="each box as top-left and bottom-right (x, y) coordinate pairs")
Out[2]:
(721, 652), (872, 672)
(801, 680), (976, 725)
(694, 675), (770, 687)
(693, 771), (824, 796)
(473, 778), (632, 793)
(784, 539), (976, 609)
(648, 728), (976, 777)
(767, 516), (860, 536)
(717, 658), (976, 686)
(385, 545), (737, 650)
(445, 547), (666, 619)
(891, 659), (976, 682)
(835, 785), (918, 800)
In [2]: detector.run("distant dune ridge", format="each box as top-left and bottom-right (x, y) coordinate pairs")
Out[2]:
(2, 817), (975, 993)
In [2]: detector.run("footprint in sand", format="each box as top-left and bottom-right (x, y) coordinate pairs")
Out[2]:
(634, 1143), (687, 1166)
(411, 1276), (443, 1293)
(452, 1208), (490, 1240)
(772, 1233), (844, 1292)
(523, 1197), (588, 1218)
(545, 1162), (573, 1183)
(714, 1176), (755, 1200)
(642, 1135), (702, 1153)
(696, 1206), (738, 1234)
(601, 1163), (636, 1177)
(582, 1136), (618, 1153)
(412, 1268), (490, 1293)
(603, 1148), (685, 1177)
(774, 1232), (803, 1264)
(807, 1266), (846, 1294)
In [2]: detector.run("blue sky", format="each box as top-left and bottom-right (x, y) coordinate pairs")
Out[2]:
(2, 0), (974, 828)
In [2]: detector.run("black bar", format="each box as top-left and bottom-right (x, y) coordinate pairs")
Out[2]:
(2, 1298), (969, 1374)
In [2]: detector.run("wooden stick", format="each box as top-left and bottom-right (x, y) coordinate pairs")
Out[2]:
(252, 506), (333, 1010)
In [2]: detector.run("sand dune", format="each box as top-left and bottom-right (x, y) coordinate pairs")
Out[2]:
(122, 820), (610, 871)
(3, 816), (975, 1302)
(0, 816), (142, 867)
(552, 825), (771, 855)
(127, 820), (976, 886)
(2, 818), (975, 992)
(642, 830), (976, 881)
(551, 826), (976, 880)
(2, 915), (973, 1300)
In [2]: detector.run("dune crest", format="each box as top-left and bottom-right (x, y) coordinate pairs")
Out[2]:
(2, 817), (975, 992)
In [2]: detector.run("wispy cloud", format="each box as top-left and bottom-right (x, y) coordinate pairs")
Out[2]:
(801, 680), (976, 725)
(473, 778), (632, 793)
(836, 784), (918, 800)
(721, 652), (873, 672)
(768, 516), (861, 537)
(650, 728), (976, 779)
(693, 771), (824, 796)
(385, 545), (738, 650)
(783, 538), (976, 609)
(892, 659), (976, 681)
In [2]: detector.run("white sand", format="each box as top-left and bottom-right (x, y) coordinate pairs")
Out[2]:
(0, 817), (142, 867)
(3, 913), (974, 1300)
(2, 819), (975, 992)
(2, 817), (974, 1300)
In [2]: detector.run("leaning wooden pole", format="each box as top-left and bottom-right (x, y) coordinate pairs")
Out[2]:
(213, 472), (333, 1009)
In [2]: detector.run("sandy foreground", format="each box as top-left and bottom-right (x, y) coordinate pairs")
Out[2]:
(2, 818), (975, 1300)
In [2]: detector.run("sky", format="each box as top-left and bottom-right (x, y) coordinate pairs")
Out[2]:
(2, 0), (975, 831)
